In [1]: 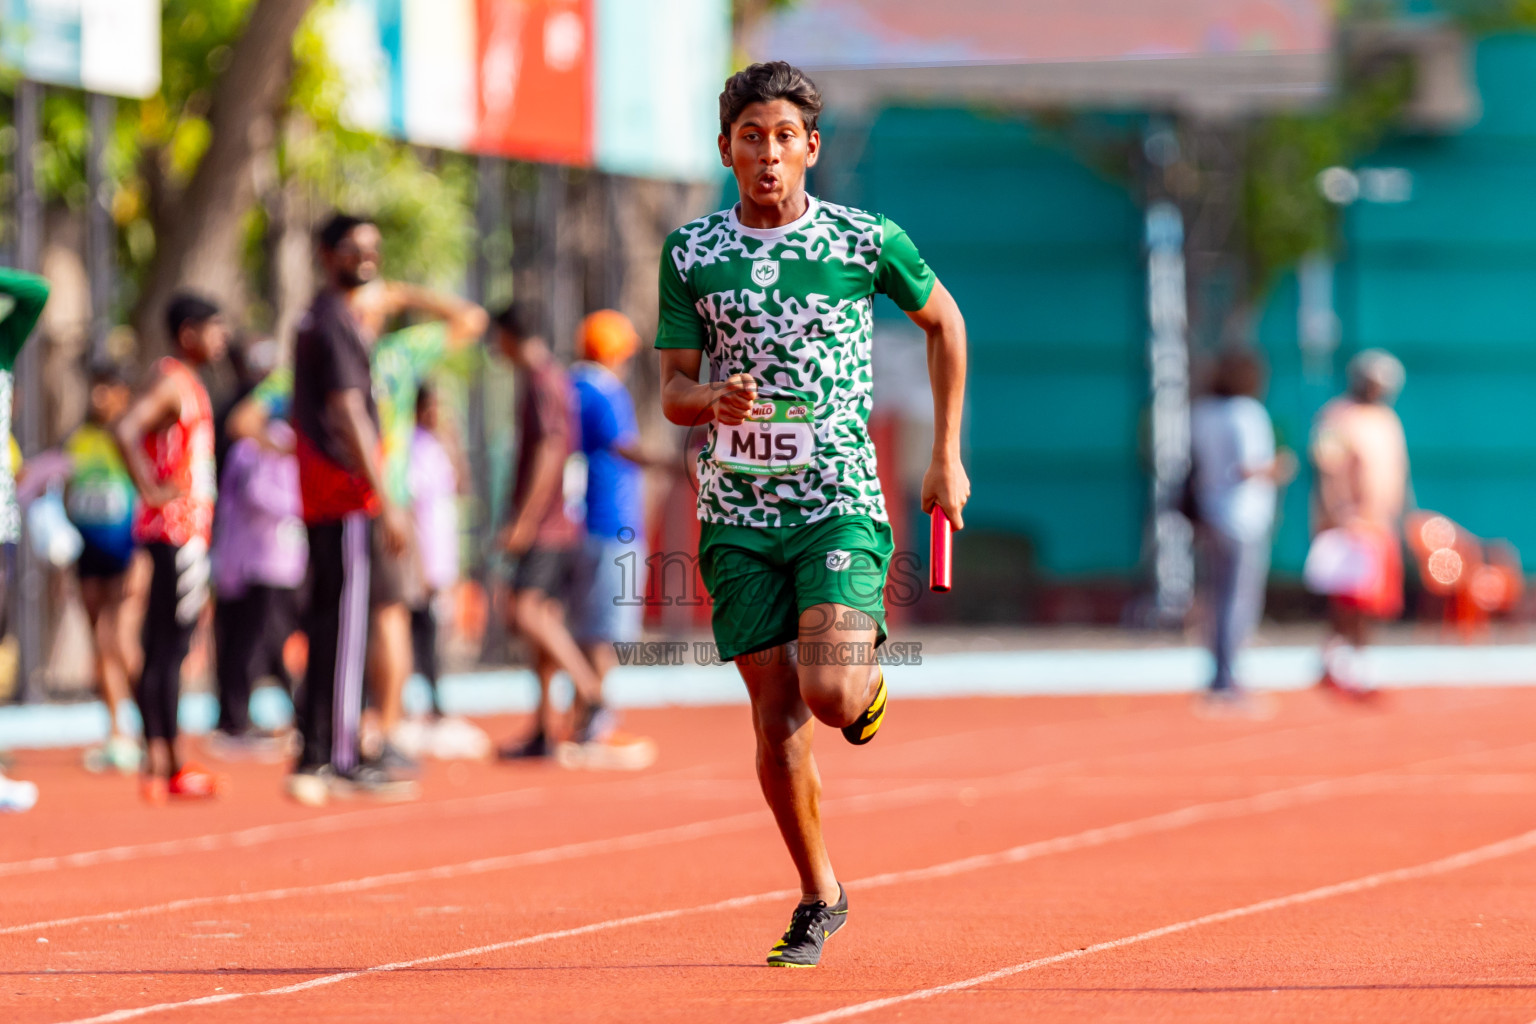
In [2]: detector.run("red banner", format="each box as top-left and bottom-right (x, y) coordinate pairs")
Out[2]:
(473, 0), (594, 165)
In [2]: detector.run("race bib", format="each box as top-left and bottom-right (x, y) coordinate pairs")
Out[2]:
(714, 397), (815, 475)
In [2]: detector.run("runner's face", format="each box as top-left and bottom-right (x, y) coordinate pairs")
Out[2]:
(721, 100), (819, 209)
(330, 225), (383, 290)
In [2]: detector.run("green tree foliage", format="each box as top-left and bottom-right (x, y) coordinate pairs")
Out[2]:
(1244, 56), (1415, 293)
(1244, 1), (1536, 293)
(4, 0), (474, 327)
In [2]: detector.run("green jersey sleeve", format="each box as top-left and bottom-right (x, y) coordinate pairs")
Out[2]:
(874, 218), (937, 312)
(0, 268), (50, 372)
(655, 233), (707, 350)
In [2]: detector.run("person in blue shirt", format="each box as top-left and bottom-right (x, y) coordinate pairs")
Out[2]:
(568, 310), (665, 746)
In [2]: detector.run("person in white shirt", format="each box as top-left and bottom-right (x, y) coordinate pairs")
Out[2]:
(1190, 349), (1295, 699)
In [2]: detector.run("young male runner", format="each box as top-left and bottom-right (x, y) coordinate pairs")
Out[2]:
(285, 213), (417, 805)
(655, 62), (970, 966)
(114, 293), (226, 803)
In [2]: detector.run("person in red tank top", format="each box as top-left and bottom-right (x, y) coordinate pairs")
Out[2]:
(114, 293), (227, 803)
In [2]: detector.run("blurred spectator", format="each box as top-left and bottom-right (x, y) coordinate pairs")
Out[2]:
(1189, 349), (1294, 711)
(214, 334), (280, 476)
(230, 279), (487, 774)
(66, 367), (143, 773)
(0, 266), (47, 812)
(208, 418), (305, 760)
(112, 293), (226, 803)
(569, 312), (664, 758)
(488, 304), (606, 761)
(282, 214), (417, 805)
(1308, 349), (1410, 698)
(407, 383), (461, 717)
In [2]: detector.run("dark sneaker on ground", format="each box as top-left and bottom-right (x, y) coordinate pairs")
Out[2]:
(375, 740), (420, 778)
(334, 761), (420, 801)
(766, 885), (848, 968)
(572, 703), (618, 744)
(498, 731), (550, 761)
(841, 673), (887, 745)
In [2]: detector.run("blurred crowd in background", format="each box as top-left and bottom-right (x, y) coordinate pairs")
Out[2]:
(3, 1), (1536, 804)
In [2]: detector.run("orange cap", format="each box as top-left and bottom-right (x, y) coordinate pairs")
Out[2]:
(578, 309), (639, 367)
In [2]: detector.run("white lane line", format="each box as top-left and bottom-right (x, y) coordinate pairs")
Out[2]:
(47, 780), (1536, 1024)
(779, 827), (1536, 1024)
(0, 709), (1138, 880)
(49, 886), (802, 1024)
(0, 724), (1307, 938)
(0, 763), (719, 880)
(0, 745), (1099, 938)
(10, 691), (1469, 882)
(9, 731), (1526, 940)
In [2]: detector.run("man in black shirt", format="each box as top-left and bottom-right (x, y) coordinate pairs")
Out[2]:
(285, 213), (415, 807)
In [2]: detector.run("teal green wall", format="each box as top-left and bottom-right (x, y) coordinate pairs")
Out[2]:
(805, 33), (1536, 582)
(1259, 34), (1536, 575)
(823, 109), (1148, 575)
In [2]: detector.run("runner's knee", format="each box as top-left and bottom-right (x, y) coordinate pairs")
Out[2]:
(797, 664), (868, 727)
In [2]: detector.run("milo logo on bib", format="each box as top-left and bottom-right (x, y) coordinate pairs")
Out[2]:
(715, 396), (816, 476)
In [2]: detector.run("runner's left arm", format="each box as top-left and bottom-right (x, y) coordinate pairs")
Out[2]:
(905, 280), (971, 530)
(875, 218), (971, 530)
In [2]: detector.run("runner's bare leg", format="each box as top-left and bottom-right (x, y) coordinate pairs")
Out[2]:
(796, 602), (881, 728)
(738, 644), (840, 904)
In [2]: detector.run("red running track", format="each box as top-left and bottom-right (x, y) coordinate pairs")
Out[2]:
(5, 688), (1536, 1023)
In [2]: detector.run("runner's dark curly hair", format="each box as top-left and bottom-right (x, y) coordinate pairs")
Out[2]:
(719, 61), (823, 138)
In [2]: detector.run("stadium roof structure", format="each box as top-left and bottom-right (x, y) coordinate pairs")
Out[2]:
(745, 0), (1335, 115)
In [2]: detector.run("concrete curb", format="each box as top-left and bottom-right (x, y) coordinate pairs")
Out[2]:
(4, 643), (1533, 750)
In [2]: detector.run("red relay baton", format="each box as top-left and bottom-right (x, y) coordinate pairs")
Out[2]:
(929, 508), (953, 593)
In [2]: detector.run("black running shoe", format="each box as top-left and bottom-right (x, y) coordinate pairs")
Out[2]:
(841, 672), (887, 746)
(497, 730), (549, 761)
(338, 761), (420, 802)
(766, 886), (848, 968)
(375, 740), (420, 778)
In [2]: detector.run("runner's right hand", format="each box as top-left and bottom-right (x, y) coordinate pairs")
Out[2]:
(714, 374), (758, 426)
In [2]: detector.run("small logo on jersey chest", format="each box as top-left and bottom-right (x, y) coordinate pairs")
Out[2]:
(751, 259), (779, 287)
(826, 549), (852, 572)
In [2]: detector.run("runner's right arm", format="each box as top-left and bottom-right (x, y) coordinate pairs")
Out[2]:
(654, 234), (756, 428)
(658, 351), (757, 427)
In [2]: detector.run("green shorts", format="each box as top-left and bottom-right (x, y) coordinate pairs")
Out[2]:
(698, 514), (893, 661)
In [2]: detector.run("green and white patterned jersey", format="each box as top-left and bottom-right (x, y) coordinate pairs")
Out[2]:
(655, 197), (935, 528)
